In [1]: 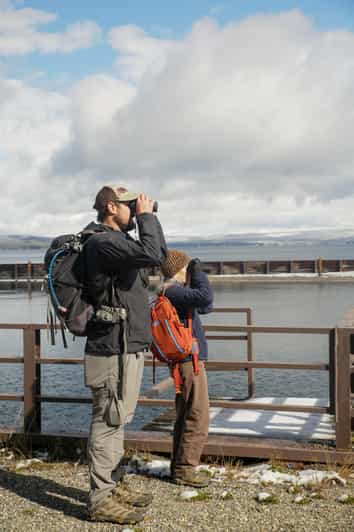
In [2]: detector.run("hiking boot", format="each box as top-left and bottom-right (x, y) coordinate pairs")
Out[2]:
(172, 470), (210, 488)
(88, 494), (145, 525)
(112, 481), (153, 508)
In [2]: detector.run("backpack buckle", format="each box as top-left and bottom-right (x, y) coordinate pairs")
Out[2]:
(95, 305), (127, 324)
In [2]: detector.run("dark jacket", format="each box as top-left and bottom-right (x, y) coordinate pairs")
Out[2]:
(83, 213), (167, 355)
(164, 270), (213, 361)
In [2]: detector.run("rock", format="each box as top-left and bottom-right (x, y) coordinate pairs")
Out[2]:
(180, 490), (199, 500)
(294, 495), (305, 504)
(337, 494), (349, 503)
(256, 492), (272, 502)
(294, 495), (310, 504)
(221, 491), (233, 500)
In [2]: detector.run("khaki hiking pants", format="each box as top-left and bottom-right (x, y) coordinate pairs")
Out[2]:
(84, 352), (145, 510)
(171, 360), (210, 476)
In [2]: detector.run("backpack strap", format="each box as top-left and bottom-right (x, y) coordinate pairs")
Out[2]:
(60, 321), (68, 349)
(172, 364), (183, 394)
(187, 311), (200, 376)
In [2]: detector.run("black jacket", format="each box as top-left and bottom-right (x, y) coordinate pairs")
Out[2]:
(164, 270), (213, 361)
(83, 213), (167, 355)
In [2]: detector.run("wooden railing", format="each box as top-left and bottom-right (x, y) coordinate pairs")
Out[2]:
(0, 307), (353, 459)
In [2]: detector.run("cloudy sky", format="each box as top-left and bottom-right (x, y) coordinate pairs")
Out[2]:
(1, 0), (354, 239)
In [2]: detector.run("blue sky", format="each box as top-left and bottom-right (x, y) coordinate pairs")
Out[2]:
(4, 0), (354, 88)
(23, 0), (354, 33)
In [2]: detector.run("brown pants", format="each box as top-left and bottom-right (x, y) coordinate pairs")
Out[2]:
(171, 360), (209, 476)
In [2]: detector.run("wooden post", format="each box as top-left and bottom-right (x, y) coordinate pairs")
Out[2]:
(350, 335), (354, 431)
(247, 309), (255, 398)
(23, 327), (41, 433)
(266, 261), (270, 274)
(318, 257), (323, 276)
(27, 261), (32, 298)
(328, 329), (336, 415)
(14, 263), (18, 291)
(335, 328), (352, 450)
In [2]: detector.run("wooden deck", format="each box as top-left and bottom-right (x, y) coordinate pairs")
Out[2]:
(144, 398), (336, 442)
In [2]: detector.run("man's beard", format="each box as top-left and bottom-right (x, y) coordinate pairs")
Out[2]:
(114, 214), (136, 232)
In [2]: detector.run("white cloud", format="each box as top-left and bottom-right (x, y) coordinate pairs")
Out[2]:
(2, 9), (354, 238)
(0, 2), (101, 55)
(52, 13), (354, 204)
(0, 78), (76, 234)
(108, 25), (177, 82)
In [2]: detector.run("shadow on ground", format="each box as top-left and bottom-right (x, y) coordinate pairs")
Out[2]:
(0, 469), (87, 521)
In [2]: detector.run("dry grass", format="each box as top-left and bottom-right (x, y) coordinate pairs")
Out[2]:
(188, 491), (210, 502)
(333, 463), (354, 481)
(269, 458), (292, 474)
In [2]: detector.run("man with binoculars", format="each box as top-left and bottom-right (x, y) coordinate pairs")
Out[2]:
(83, 185), (167, 524)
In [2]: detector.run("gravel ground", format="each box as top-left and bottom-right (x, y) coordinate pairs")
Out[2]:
(0, 456), (353, 532)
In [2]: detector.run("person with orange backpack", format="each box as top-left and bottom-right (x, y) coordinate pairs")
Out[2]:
(158, 249), (213, 488)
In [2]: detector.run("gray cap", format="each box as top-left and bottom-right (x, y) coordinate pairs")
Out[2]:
(113, 186), (139, 202)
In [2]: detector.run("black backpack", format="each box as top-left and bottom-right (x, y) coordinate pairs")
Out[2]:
(44, 230), (94, 347)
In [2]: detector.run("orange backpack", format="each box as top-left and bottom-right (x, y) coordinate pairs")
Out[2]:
(150, 295), (199, 393)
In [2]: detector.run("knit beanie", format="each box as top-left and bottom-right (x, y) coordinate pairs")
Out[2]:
(161, 249), (190, 279)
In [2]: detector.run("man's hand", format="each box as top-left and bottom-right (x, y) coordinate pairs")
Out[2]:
(136, 193), (154, 215)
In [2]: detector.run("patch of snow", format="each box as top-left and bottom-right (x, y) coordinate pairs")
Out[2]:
(15, 458), (42, 470)
(124, 457), (346, 490)
(296, 469), (345, 487)
(126, 457), (171, 478)
(197, 464), (226, 477)
(180, 490), (199, 500)
(4, 452), (14, 460)
(235, 464), (346, 487)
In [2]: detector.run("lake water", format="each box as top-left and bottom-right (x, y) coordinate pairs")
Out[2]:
(0, 244), (353, 433)
(2, 241), (354, 264)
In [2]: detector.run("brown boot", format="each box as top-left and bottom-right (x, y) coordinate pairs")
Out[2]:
(88, 493), (145, 524)
(112, 480), (153, 508)
(172, 469), (210, 488)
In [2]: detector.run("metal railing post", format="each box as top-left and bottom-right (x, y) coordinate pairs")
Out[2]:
(23, 327), (41, 433)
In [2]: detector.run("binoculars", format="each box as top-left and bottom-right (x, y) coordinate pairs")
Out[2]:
(128, 200), (158, 216)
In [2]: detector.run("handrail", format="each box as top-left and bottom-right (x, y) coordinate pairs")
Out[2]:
(0, 307), (351, 453)
(0, 358), (330, 371)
